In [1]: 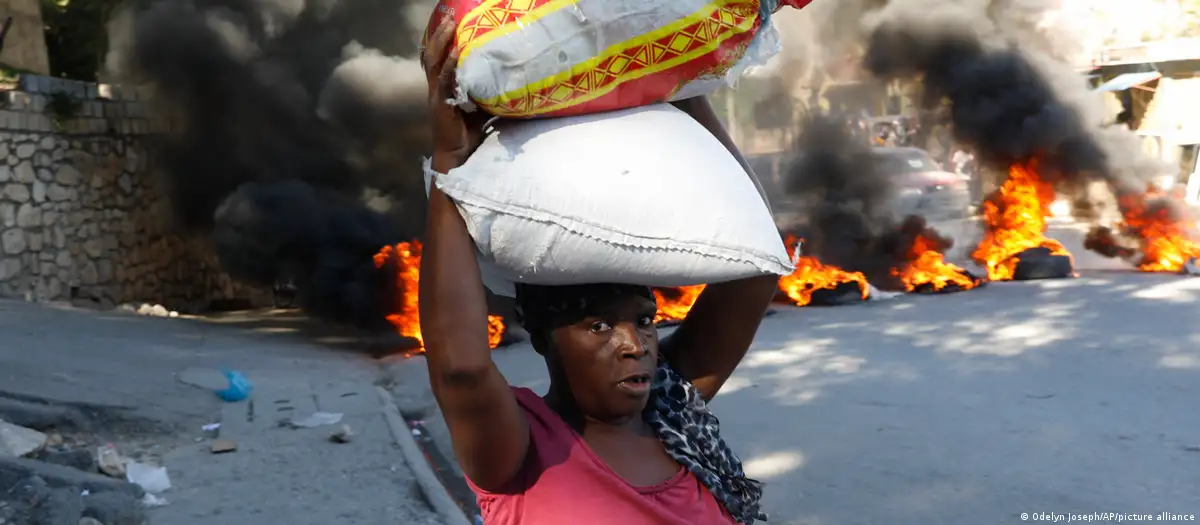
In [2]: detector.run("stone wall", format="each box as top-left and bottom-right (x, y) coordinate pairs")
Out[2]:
(0, 0), (50, 74)
(0, 74), (270, 311)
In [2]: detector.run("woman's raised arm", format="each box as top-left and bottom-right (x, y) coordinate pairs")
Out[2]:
(419, 16), (529, 492)
(661, 96), (779, 402)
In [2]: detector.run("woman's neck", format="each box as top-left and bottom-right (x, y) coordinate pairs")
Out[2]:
(543, 386), (645, 433)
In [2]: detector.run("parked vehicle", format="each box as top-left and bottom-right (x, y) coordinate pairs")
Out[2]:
(749, 146), (972, 230)
(872, 146), (972, 220)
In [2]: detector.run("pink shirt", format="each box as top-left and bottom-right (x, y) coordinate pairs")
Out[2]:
(468, 387), (737, 525)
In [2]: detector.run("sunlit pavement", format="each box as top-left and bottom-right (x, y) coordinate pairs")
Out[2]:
(391, 221), (1200, 524)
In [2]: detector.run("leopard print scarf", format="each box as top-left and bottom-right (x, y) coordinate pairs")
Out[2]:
(514, 283), (767, 524)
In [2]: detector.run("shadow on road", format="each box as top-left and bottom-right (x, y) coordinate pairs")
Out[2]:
(708, 270), (1200, 524)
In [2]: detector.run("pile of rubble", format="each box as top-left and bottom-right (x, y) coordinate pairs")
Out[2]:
(1, 417), (163, 525)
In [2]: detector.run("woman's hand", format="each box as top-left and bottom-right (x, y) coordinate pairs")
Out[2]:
(423, 16), (489, 170)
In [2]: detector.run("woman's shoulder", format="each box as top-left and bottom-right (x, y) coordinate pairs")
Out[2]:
(509, 386), (552, 419)
(509, 386), (541, 405)
(467, 387), (577, 495)
(508, 387), (574, 445)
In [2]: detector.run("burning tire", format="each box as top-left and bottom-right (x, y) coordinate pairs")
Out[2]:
(807, 281), (870, 306)
(1010, 247), (1074, 280)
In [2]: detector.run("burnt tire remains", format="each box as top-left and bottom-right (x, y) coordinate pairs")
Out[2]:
(1011, 247), (1074, 280)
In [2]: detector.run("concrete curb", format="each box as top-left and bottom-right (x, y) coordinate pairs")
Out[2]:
(376, 386), (472, 525)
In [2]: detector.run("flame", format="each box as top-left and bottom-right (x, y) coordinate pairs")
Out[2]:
(971, 161), (1072, 280)
(1116, 186), (1200, 272)
(373, 240), (506, 352)
(650, 234), (871, 319)
(653, 285), (706, 323)
(891, 233), (981, 292)
(777, 234), (869, 306)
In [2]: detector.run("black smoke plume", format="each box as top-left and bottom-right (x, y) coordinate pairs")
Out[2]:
(860, 5), (1167, 260)
(864, 22), (1108, 191)
(779, 113), (960, 290)
(105, 0), (431, 325)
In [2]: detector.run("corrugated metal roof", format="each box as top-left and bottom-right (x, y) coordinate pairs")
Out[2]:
(1093, 72), (1162, 92)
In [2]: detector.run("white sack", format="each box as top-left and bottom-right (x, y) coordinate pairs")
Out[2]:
(427, 103), (794, 297)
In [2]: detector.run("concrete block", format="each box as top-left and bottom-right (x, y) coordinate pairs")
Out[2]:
(17, 74), (41, 93)
(0, 110), (17, 129)
(29, 114), (50, 132)
(0, 419), (46, 456)
(5, 91), (30, 111)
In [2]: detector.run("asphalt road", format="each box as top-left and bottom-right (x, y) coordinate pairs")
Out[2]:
(390, 219), (1200, 524)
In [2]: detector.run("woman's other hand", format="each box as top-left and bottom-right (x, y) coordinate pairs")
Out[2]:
(663, 96), (779, 402)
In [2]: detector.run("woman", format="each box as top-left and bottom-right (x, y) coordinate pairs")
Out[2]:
(420, 16), (779, 525)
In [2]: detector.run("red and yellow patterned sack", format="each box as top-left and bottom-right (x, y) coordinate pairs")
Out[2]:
(424, 0), (813, 118)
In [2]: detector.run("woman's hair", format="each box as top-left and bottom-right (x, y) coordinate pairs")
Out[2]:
(514, 282), (655, 335)
(512, 283), (767, 523)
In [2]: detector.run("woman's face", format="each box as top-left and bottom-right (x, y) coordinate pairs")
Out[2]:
(546, 293), (660, 423)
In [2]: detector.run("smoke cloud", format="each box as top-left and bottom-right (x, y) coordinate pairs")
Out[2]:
(105, 0), (433, 325)
(778, 113), (963, 290)
(859, 0), (1170, 258)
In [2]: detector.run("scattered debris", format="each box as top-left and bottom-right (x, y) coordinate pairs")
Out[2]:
(129, 303), (179, 318)
(45, 433), (64, 448)
(201, 423), (221, 432)
(0, 471), (148, 524)
(1184, 445), (1200, 453)
(210, 439), (238, 454)
(140, 493), (169, 508)
(289, 412), (343, 428)
(80, 490), (150, 524)
(866, 284), (902, 301)
(96, 444), (127, 478)
(0, 456), (145, 498)
(330, 425), (354, 444)
(124, 461), (170, 494)
(37, 447), (97, 473)
(0, 419), (48, 457)
(215, 370), (253, 402)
